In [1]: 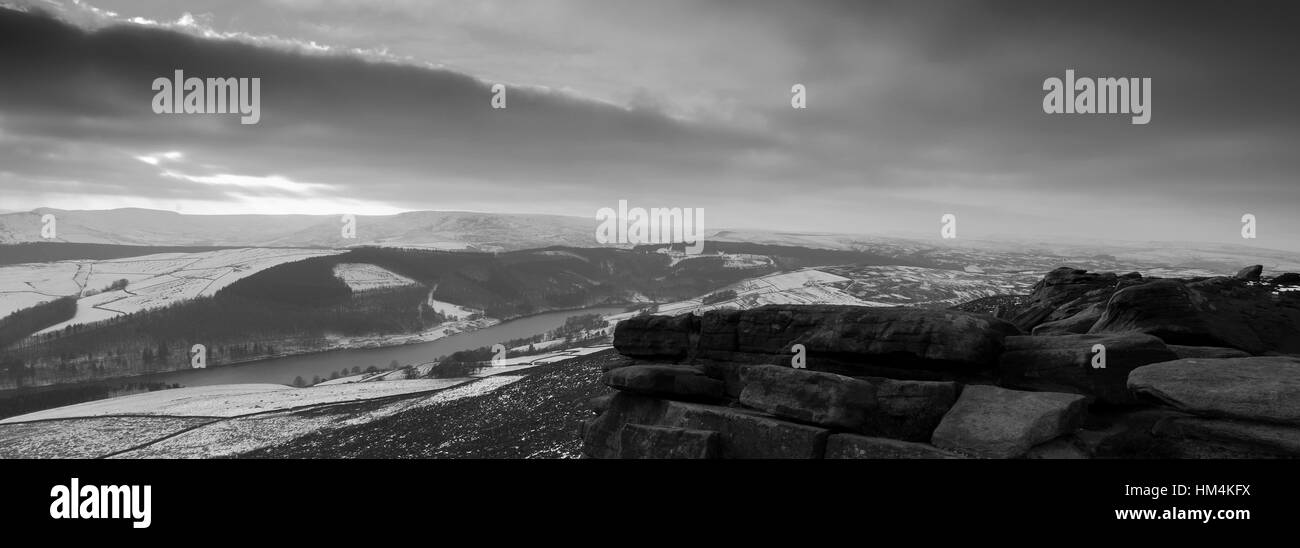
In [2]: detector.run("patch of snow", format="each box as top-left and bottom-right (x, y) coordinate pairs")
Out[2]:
(332, 263), (418, 291)
(0, 379), (472, 422)
(14, 248), (344, 334)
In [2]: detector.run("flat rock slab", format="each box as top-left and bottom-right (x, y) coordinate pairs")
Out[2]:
(931, 385), (1088, 458)
(739, 365), (876, 430)
(738, 366), (957, 440)
(865, 377), (958, 441)
(617, 424), (719, 459)
(1023, 437), (1090, 459)
(1128, 357), (1300, 424)
(999, 333), (1176, 405)
(612, 313), (697, 359)
(614, 305), (1020, 374)
(826, 434), (964, 459)
(659, 400), (829, 459)
(733, 306), (1019, 370)
(603, 364), (724, 401)
(1167, 345), (1252, 359)
(1150, 415), (1300, 458)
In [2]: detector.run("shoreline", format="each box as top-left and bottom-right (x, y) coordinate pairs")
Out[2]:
(1, 302), (632, 397)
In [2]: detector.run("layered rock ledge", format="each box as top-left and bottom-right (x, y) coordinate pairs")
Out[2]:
(582, 266), (1300, 459)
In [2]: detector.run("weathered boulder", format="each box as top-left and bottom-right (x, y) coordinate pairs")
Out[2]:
(581, 393), (670, 458)
(1271, 273), (1300, 286)
(931, 385), (1088, 458)
(1127, 357), (1300, 424)
(657, 400), (829, 458)
(738, 365), (876, 430)
(826, 434), (964, 459)
(1023, 436), (1090, 459)
(582, 392), (829, 459)
(617, 424), (719, 459)
(1167, 345), (1252, 359)
(736, 366), (957, 440)
(1090, 277), (1300, 354)
(612, 313), (697, 359)
(603, 364), (724, 401)
(1008, 268), (1124, 332)
(1235, 264), (1263, 281)
(586, 394), (615, 415)
(1030, 303), (1103, 335)
(1073, 408), (1191, 458)
(998, 333), (1177, 404)
(698, 308), (742, 353)
(1149, 415), (1300, 458)
(1005, 267), (1300, 354)
(718, 305), (1018, 375)
(598, 354), (642, 372)
(614, 305), (1020, 379)
(866, 377), (959, 441)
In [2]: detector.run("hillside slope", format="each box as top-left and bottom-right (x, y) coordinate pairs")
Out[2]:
(243, 349), (627, 458)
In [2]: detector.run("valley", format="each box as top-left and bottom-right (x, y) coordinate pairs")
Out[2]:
(3, 220), (1298, 434)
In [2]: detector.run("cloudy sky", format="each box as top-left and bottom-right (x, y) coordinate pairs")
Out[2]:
(1, 0), (1297, 250)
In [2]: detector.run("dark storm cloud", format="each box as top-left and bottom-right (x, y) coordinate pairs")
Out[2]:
(0, 6), (774, 209)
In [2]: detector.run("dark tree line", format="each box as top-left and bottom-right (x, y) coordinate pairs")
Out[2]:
(0, 296), (77, 360)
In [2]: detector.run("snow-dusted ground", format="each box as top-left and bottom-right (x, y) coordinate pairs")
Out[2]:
(0, 248), (343, 331)
(105, 375), (528, 458)
(827, 265), (1039, 307)
(0, 373), (531, 458)
(472, 344), (612, 375)
(656, 248), (774, 269)
(315, 371), (389, 386)
(0, 379), (470, 422)
(0, 416), (217, 459)
(322, 315), (499, 349)
(332, 262), (417, 291)
(0, 262), (82, 316)
(3, 341), (611, 426)
(318, 344), (612, 385)
(606, 269), (868, 322)
(426, 291), (481, 320)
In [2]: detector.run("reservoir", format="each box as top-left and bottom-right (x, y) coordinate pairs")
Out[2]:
(141, 306), (625, 388)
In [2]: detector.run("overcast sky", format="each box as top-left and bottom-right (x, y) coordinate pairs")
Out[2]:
(1, 0), (1297, 250)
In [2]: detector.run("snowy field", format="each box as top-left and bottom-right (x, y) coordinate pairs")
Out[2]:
(472, 344), (613, 375)
(106, 375), (527, 458)
(0, 378), (469, 422)
(0, 248), (343, 331)
(827, 265), (1040, 307)
(426, 292), (482, 320)
(657, 248), (775, 269)
(0, 374), (529, 458)
(0, 416), (217, 459)
(606, 269), (868, 322)
(332, 262), (417, 291)
(0, 337), (607, 457)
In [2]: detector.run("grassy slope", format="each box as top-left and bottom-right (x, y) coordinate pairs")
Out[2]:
(242, 349), (630, 459)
